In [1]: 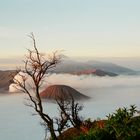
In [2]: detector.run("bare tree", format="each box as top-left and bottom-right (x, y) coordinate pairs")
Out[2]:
(13, 33), (84, 140)
(56, 96), (83, 129)
(13, 33), (62, 140)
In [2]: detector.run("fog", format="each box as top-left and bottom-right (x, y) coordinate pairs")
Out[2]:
(1, 73), (140, 140)
(9, 73), (140, 93)
(43, 73), (140, 90)
(9, 73), (140, 116)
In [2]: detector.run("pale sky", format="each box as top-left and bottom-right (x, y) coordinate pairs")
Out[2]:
(0, 0), (140, 59)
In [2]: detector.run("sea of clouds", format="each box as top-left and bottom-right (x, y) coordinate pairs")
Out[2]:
(9, 72), (140, 111)
(9, 72), (140, 96)
(1, 72), (140, 140)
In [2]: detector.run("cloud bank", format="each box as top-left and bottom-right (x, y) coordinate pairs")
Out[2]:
(8, 72), (140, 120)
(9, 73), (140, 95)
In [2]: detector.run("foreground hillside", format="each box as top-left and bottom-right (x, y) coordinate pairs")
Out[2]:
(58, 105), (140, 140)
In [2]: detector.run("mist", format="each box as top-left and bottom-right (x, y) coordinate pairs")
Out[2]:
(9, 72), (140, 96)
(9, 72), (140, 111)
(1, 73), (140, 140)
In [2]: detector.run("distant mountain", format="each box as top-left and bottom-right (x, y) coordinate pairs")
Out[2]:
(86, 60), (136, 75)
(52, 59), (136, 75)
(0, 59), (137, 92)
(72, 69), (118, 77)
(0, 70), (16, 92)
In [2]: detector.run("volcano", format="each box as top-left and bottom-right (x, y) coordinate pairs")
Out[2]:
(40, 85), (89, 101)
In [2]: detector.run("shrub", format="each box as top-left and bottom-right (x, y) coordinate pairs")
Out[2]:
(105, 105), (140, 140)
(73, 105), (140, 140)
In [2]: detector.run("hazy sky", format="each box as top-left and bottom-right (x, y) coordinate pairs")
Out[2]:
(0, 0), (140, 59)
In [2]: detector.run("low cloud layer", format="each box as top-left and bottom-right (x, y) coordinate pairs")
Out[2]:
(46, 73), (140, 88)
(7, 72), (140, 125)
(9, 73), (140, 94)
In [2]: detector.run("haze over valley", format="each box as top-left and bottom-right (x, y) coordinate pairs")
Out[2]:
(1, 72), (140, 140)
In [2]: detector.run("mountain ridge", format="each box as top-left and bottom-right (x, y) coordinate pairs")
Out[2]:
(0, 60), (137, 92)
(52, 59), (136, 75)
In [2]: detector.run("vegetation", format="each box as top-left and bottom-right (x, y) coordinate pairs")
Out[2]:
(71, 105), (140, 140)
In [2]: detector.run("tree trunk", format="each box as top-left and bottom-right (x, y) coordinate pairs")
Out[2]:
(49, 124), (57, 140)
